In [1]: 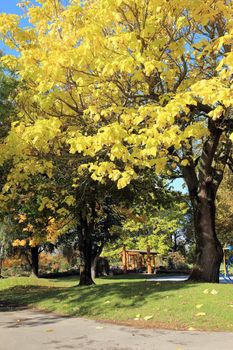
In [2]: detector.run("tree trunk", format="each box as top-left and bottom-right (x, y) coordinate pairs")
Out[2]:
(79, 242), (94, 285)
(0, 258), (3, 278)
(0, 245), (4, 277)
(91, 256), (98, 280)
(189, 185), (223, 283)
(180, 118), (227, 283)
(78, 215), (95, 286)
(30, 246), (39, 277)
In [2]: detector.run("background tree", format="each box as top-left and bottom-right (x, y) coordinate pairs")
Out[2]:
(216, 168), (233, 245)
(0, 172), (73, 276)
(0, 51), (17, 137)
(0, 222), (9, 277)
(0, 53), (18, 277)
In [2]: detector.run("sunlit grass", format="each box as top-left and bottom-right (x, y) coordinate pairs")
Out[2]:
(1, 274), (233, 331)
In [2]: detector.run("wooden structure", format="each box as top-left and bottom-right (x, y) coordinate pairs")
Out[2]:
(223, 244), (233, 277)
(121, 246), (157, 274)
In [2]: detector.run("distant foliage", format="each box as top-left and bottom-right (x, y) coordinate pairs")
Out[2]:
(166, 252), (189, 271)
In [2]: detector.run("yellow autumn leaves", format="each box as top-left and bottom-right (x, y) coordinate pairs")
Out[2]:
(0, 0), (232, 191)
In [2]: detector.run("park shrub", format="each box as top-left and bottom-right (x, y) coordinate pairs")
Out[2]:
(38, 253), (70, 274)
(2, 252), (72, 276)
(166, 251), (189, 271)
(2, 255), (29, 276)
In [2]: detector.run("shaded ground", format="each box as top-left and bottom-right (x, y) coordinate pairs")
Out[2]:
(1, 308), (233, 350)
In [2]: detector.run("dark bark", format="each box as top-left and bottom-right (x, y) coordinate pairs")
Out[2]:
(79, 248), (94, 285)
(181, 119), (227, 282)
(77, 191), (118, 285)
(30, 246), (39, 277)
(188, 185), (223, 282)
(78, 213), (95, 286)
(182, 164), (224, 282)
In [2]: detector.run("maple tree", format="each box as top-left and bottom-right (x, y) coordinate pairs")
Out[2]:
(0, 0), (232, 282)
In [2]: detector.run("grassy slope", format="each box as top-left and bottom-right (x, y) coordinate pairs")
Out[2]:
(0, 274), (233, 331)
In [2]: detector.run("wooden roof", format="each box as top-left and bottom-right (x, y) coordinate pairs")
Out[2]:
(123, 249), (157, 255)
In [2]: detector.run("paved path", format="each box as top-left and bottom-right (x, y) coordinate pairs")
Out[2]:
(148, 275), (233, 284)
(0, 308), (233, 350)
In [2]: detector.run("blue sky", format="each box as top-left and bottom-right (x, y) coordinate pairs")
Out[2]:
(0, 0), (22, 15)
(0, 0), (24, 54)
(171, 178), (187, 194)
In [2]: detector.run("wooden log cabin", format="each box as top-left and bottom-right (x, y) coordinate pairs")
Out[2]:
(121, 246), (158, 274)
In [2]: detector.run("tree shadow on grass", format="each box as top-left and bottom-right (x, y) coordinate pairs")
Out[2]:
(0, 279), (194, 322)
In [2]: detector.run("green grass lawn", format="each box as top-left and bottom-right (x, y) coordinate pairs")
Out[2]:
(1, 274), (233, 331)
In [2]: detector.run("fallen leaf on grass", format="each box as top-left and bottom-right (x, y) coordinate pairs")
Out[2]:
(134, 314), (141, 320)
(210, 289), (218, 295)
(195, 312), (206, 317)
(203, 289), (209, 294)
(103, 300), (110, 304)
(143, 315), (153, 320)
(195, 304), (203, 309)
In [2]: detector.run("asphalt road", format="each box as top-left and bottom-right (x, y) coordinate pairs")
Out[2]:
(0, 308), (232, 350)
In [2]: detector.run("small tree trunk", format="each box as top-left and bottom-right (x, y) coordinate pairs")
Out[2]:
(189, 188), (223, 283)
(0, 245), (4, 277)
(79, 245), (94, 285)
(91, 256), (98, 280)
(0, 245), (3, 277)
(30, 246), (39, 277)
(78, 218), (95, 286)
(0, 258), (3, 278)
